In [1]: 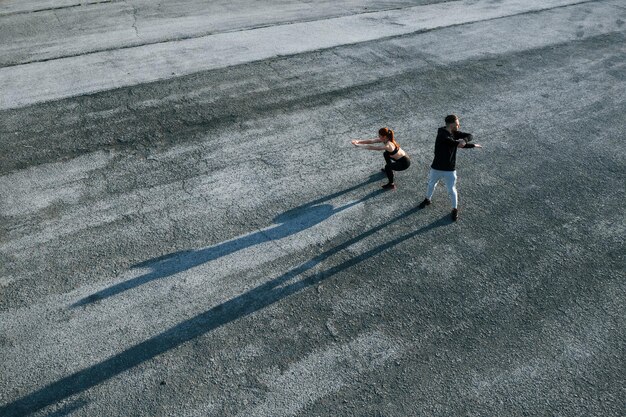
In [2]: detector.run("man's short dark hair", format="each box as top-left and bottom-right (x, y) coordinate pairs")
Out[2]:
(445, 114), (458, 125)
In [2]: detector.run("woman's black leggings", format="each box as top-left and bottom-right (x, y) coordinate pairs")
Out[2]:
(384, 154), (411, 183)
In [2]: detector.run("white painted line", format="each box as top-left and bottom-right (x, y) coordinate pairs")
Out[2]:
(0, 0), (595, 110)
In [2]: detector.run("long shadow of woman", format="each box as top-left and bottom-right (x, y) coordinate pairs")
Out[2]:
(5, 206), (449, 417)
(72, 174), (384, 308)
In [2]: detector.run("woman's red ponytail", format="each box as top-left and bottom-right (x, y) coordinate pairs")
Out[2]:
(378, 127), (399, 147)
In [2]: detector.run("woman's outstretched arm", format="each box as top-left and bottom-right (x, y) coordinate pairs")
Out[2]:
(351, 140), (391, 151)
(351, 137), (384, 145)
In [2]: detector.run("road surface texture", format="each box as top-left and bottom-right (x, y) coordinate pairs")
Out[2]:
(1, 0), (625, 416)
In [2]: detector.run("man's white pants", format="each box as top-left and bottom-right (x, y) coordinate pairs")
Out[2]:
(426, 168), (458, 209)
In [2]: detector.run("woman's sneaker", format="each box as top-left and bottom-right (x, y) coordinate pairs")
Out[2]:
(382, 183), (396, 190)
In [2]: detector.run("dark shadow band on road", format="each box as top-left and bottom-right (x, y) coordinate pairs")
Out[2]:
(3, 206), (449, 417)
(71, 173), (385, 308)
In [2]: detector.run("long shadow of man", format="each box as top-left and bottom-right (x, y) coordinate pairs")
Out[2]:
(72, 174), (384, 307)
(3, 204), (451, 417)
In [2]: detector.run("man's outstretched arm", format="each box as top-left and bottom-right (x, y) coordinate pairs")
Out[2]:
(458, 142), (482, 149)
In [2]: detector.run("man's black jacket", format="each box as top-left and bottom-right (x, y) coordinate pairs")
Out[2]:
(430, 127), (475, 171)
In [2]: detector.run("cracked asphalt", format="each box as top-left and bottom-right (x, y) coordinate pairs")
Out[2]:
(1, 0), (625, 416)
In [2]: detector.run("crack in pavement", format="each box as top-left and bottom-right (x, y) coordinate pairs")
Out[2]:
(52, 10), (63, 27)
(124, 0), (141, 40)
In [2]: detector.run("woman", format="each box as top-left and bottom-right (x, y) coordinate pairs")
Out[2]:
(351, 127), (411, 190)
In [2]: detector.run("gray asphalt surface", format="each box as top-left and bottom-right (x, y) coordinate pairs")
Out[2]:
(1, 1), (625, 416)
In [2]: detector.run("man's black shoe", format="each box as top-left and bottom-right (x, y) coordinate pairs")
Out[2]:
(418, 198), (431, 209)
(451, 208), (459, 221)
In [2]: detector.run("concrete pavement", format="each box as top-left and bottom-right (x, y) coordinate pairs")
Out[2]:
(1, 0), (624, 416)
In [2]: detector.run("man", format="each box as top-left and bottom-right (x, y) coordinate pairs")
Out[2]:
(418, 114), (482, 221)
